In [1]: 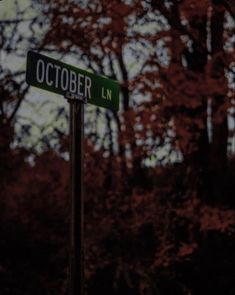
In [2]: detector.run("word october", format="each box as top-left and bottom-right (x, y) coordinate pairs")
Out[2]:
(36, 59), (92, 99)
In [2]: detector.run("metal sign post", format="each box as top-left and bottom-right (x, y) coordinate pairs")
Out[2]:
(66, 93), (86, 295)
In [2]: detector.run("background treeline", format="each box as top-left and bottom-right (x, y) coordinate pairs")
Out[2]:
(0, 1), (235, 294)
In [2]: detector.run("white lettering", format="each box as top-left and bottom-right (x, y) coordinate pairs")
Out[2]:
(61, 68), (69, 91)
(102, 87), (105, 99)
(77, 73), (84, 96)
(84, 76), (91, 99)
(36, 59), (45, 83)
(70, 70), (77, 93)
(46, 63), (53, 86)
(54, 65), (61, 88)
(107, 89), (112, 100)
(102, 87), (112, 100)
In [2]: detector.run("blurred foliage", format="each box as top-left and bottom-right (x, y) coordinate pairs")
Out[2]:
(1, 0), (235, 294)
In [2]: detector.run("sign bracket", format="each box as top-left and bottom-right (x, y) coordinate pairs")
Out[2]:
(65, 92), (88, 104)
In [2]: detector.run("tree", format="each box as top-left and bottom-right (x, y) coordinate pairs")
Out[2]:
(1, 1), (235, 294)
(41, 0), (235, 196)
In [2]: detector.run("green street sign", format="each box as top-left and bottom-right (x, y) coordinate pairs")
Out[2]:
(26, 51), (119, 111)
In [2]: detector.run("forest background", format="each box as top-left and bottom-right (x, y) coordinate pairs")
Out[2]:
(0, 0), (235, 294)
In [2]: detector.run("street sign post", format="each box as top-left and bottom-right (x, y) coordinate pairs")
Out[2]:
(26, 51), (119, 295)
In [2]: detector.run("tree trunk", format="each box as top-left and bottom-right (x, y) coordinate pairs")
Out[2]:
(183, 14), (210, 173)
(210, 1), (227, 170)
(208, 1), (228, 204)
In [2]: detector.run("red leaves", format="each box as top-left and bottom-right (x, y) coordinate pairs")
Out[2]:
(40, 0), (235, 168)
(180, 0), (210, 18)
(200, 206), (235, 233)
(175, 197), (235, 234)
(1, 138), (235, 292)
(178, 242), (198, 257)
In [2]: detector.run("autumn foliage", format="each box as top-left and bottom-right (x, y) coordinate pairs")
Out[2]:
(1, 0), (235, 294)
